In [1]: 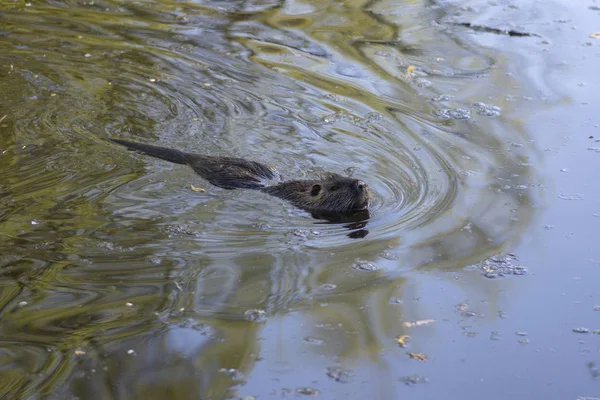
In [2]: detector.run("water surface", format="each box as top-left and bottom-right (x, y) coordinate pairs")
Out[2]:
(0, 0), (597, 398)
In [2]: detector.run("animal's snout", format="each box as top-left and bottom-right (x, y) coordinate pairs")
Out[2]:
(355, 180), (367, 191)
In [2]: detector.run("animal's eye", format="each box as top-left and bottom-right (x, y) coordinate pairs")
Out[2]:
(330, 185), (339, 191)
(311, 184), (322, 196)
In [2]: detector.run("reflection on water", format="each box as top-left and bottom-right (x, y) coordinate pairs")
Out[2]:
(0, 0), (539, 398)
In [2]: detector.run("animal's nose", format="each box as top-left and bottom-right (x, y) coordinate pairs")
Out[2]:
(355, 180), (367, 191)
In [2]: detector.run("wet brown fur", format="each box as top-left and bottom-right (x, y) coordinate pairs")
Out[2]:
(110, 139), (370, 215)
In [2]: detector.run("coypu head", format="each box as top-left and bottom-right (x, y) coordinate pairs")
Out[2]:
(262, 172), (371, 216)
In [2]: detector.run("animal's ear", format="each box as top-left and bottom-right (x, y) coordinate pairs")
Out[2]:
(311, 184), (322, 196)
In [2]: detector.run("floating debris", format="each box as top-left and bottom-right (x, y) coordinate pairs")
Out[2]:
(414, 78), (432, 88)
(396, 335), (410, 347)
(190, 184), (205, 192)
(408, 352), (427, 361)
(589, 33), (600, 39)
(218, 368), (244, 381)
(322, 113), (341, 124)
(434, 108), (471, 120)
(558, 193), (584, 200)
(432, 94), (454, 102)
(303, 337), (324, 345)
(319, 284), (337, 291)
(451, 22), (540, 37)
(357, 112), (383, 126)
(127, 349), (135, 355)
(74, 349), (86, 356)
(296, 387), (319, 396)
(399, 375), (429, 385)
(326, 366), (354, 383)
(243, 309), (266, 322)
(352, 259), (377, 272)
(380, 251), (398, 260)
(467, 253), (527, 278)
(472, 102), (501, 117)
(403, 319), (435, 328)
(461, 311), (479, 318)
(573, 327), (590, 334)
(515, 331), (528, 336)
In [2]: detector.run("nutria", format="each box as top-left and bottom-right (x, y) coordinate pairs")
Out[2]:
(110, 139), (370, 217)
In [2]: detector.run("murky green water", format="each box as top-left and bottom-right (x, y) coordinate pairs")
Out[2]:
(1, 0), (598, 399)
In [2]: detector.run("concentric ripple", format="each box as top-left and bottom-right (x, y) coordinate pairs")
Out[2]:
(0, 0), (540, 397)
(0, 0), (539, 272)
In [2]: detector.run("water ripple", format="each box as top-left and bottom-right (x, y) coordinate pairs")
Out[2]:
(0, 0), (540, 397)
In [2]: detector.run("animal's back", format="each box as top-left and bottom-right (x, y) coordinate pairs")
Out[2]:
(188, 156), (275, 189)
(111, 139), (275, 189)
